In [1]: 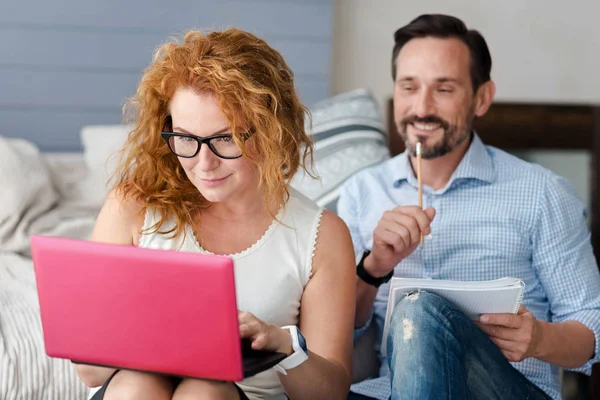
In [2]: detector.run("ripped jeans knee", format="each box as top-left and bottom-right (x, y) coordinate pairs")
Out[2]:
(386, 290), (457, 349)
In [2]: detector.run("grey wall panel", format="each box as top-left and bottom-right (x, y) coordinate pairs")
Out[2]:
(0, 0), (333, 151)
(0, 28), (331, 77)
(0, 0), (332, 39)
(2, 85), (328, 153)
(0, 70), (139, 110)
(3, 74), (327, 153)
(0, 69), (327, 110)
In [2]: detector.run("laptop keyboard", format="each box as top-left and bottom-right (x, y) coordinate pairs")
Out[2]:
(241, 338), (266, 362)
(240, 339), (287, 376)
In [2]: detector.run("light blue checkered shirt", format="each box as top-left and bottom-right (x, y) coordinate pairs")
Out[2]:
(337, 134), (600, 400)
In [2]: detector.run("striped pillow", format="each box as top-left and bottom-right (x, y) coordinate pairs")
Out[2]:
(291, 89), (390, 212)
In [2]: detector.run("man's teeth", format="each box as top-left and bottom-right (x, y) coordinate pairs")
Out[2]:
(414, 122), (440, 131)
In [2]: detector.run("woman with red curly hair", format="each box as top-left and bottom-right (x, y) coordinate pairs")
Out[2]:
(76, 28), (355, 400)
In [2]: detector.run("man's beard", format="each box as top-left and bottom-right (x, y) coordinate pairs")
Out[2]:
(398, 113), (473, 159)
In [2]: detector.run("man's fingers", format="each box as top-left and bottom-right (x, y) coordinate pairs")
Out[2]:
(423, 207), (436, 221)
(499, 349), (521, 363)
(379, 219), (417, 250)
(487, 334), (516, 350)
(387, 207), (430, 233)
(375, 221), (410, 251)
(374, 226), (404, 252)
(475, 323), (518, 341)
(486, 337), (524, 362)
(388, 206), (435, 234)
(479, 313), (522, 329)
(517, 305), (528, 315)
(382, 211), (426, 240)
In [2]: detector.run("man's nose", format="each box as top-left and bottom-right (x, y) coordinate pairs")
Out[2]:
(413, 90), (435, 117)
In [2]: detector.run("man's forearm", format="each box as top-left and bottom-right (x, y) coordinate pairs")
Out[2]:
(355, 253), (393, 328)
(536, 320), (595, 368)
(355, 277), (378, 327)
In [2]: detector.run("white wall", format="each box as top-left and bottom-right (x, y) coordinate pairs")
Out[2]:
(332, 0), (599, 212)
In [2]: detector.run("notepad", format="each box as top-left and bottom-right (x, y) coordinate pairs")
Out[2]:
(380, 277), (525, 354)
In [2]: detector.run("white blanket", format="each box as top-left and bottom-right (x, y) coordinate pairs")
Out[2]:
(0, 253), (88, 400)
(0, 136), (98, 399)
(0, 137), (98, 255)
(0, 138), (60, 255)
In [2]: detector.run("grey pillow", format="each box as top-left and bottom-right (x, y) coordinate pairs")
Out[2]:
(291, 89), (390, 213)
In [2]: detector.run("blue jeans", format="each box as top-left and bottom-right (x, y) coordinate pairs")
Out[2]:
(385, 291), (551, 400)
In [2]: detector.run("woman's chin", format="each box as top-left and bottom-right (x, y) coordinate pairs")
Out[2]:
(196, 188), (231, 204)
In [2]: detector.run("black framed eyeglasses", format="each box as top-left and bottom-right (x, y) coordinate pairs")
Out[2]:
(161, 132), (248, 159)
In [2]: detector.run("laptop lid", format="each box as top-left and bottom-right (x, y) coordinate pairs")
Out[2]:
(31, 235), (246, 381)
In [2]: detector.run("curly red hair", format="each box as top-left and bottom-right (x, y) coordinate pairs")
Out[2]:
(114, 29), (314, 238)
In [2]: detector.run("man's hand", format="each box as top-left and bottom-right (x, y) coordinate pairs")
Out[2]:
(364, 206), (436, 277)
(476, 306), (542, 362)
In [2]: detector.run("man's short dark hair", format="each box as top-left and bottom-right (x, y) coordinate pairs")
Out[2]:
(392, 14), (492, 91)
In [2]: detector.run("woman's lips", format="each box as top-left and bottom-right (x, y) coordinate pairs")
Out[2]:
(201, 175), (231, 187)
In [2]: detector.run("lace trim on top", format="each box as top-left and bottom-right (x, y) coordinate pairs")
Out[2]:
(307, 209), (325, 280)
(189, 206), (284, 259)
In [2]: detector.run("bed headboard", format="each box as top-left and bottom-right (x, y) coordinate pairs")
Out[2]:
(386, 99), (600, 262)
(1, 0), (334, 153)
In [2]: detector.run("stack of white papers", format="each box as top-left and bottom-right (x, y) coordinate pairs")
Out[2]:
(381, 277), (525, 353)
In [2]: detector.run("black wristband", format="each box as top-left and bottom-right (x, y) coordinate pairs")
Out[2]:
(356, 250), (394, 288)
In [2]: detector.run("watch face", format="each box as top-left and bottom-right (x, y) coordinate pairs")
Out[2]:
(297, 329), (308, 353)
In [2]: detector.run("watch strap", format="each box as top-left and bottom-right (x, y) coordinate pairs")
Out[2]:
(356, 250), (394, 288)
(273, 325), (308, 375)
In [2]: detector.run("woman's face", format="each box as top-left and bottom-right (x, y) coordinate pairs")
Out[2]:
(169, 87), (259, 204)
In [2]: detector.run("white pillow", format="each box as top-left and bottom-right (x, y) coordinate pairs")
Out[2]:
(77, 124), (132, 209)
(291, 88), (390, 212)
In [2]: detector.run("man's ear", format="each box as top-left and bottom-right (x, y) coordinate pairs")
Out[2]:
(474, 80), (496, 117)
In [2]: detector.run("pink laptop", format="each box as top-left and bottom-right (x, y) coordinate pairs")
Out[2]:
(30, 235), (286, 381)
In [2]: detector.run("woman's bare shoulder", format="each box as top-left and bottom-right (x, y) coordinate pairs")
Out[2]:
(311, 210), (355, 274)
(91, 187), (146, 246)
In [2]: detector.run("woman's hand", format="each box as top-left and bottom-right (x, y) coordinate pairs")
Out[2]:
(238, 311), (293, 355)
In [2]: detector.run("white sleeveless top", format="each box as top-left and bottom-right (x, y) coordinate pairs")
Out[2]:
(138, 188), (324, 400)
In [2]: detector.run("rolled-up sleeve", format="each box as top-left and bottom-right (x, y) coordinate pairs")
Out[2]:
(563, 309), (600, 372)
(531, 175), (600, 373)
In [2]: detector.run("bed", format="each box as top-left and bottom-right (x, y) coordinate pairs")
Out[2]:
(0, 138), (97, 400)
(0, 88), (389, 399)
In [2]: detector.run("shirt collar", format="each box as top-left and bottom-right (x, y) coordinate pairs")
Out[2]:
(390, 132), (496, 188)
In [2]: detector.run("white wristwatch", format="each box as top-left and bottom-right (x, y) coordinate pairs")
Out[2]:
(273, 325), (308, 375)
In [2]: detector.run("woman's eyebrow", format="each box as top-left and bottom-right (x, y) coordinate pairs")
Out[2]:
(172, 126), (231, 137)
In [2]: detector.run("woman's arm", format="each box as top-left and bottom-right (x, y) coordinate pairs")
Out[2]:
(75, 188), (145, 387)
(278, 210), (356, 400)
